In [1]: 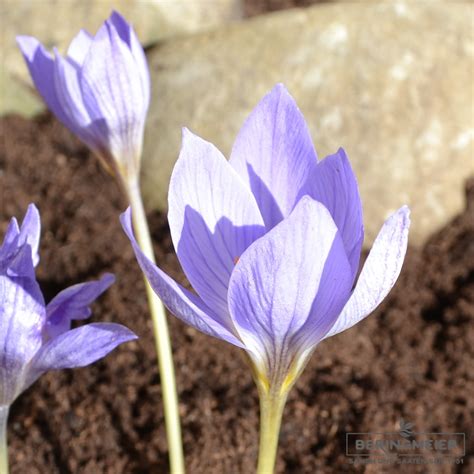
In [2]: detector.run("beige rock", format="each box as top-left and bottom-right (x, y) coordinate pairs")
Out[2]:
(142, 2), (474, 247)
(1, 0), (242, 116)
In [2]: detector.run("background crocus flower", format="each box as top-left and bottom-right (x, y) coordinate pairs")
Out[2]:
(17, 13), (184, 471)
(16, 11), (150, 182)
(0, 204), (136, 473)
(121, 84), (410, 473)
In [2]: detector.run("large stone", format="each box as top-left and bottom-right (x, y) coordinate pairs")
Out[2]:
(142, 2), (474, 247)
(0, 0), (242, 116)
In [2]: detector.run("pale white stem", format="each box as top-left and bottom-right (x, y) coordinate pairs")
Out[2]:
(126, 177), (185, 474)
(0, 405), (9, 474)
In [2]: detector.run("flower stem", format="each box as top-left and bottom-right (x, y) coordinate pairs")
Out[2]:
(256, 389), (288, 474)
(126, 178), (185, 474)
(0, 406), (9, 474)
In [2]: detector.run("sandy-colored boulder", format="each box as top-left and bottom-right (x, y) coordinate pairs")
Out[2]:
(1, 0), (242, 116)
(142, 2), (474, 247)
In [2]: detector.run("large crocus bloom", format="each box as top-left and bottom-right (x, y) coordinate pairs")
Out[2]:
(0, 204), (137, 407)
(122, 84), (410, 393)
(16, 11), (150, 181)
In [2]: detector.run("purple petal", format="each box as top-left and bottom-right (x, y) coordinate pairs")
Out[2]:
(4, 245), (36, 280)
(67, 29), (93, 66)
(168, 129), (265, 316)
(120, 208), (244, 347)
(80, 15), (149, 167)
(30, 323), (137, 374)
(228, 196), (352, 379)
(53, 51), (114, 163)
(229, 84), (318, 229)
(17, 36), (102, 155)
(16, 36), (73, 131)
(324, 206), (410, 339)
(53, 51), (93, 134)
(0, 205), (40, 278)
(0, 275), (45, 405)
(0, 218), (20, 262)
(108, 11), (150, 108)
(45, 273), (115, 339)
(301, 149), (364, 280)
(18, 204), (41, 267)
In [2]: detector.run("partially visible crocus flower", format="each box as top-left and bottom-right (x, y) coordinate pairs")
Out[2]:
(0, 204), (137, 406)
(121, 84), (410, 473)
(0, 204), (137, 472)
(16, 11), (150, 182)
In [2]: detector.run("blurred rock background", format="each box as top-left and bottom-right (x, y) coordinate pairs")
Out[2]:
(2, 0), (473, 247)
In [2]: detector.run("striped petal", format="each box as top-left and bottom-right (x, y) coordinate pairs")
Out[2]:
(324, 206), (410, 339)
(121, 208), (244, 347)
(168, 129), (265, 317)
(230, 84), (318, 229)
(228, 197), (352, 385)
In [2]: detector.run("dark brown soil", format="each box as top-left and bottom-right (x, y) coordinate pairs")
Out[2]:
(1, 113), (473, 474)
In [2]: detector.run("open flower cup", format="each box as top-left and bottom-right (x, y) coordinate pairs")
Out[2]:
(0, 204), (136, 473)
(122, 84), (410, 472)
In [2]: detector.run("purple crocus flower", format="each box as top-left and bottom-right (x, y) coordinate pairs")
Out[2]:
(0, 204), (137, 407)
(16, 11), (150, 181)
(121, 84), (410, 393)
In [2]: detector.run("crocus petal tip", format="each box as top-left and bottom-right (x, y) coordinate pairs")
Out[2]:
(401, 204), (411, 216)
(400, 205), (411, 231)
(181, 126), (195, 141)
(119, 207), (133, 235)
(16, 35), (40, 60)
(272, 82), (288, 95)
(392, 205), (411, 228)
(109, 9), (127, 25)
(118, 325), (139, 342)
(26, 203), (39, 215)
(100, 272), (116, 287)
(336, 147), (348, 159)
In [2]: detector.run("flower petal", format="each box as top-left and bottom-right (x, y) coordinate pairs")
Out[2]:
(0, 205), (40, 278)
(228, 196), (352, 381)
(0, 274), (45, 405)
(120, 208), (244, 348)
(29, 323), (137, 374)
(80, 15), (149, 169)
(16, 36), (73, 130)
(108, 11), (150, 108)
(0, 218), (20, 262)
(168, 129), (265, 317)
(4, 244), (36, 280)
(229, 84), (318, 229)
(17, 204), (41, 267)
(53, 51), (101, 141)
(301, 148), (364, 280)
(45, 273), (115, 339)
(324, 206), (410, 339)
(67, 29), (93, 66)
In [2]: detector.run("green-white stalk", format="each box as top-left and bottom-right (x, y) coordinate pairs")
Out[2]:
(256, 386), (288, 474)
(126, 177), (185, 474)
(0, 406), (9, 474)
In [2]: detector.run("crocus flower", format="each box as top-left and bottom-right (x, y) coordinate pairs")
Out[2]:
(17, 13), (185, 469)
(122, 84), (410, 471)
(122, 84), (410, 393)
(0, 204), (137, 408)
(16, 11), (150, 182)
